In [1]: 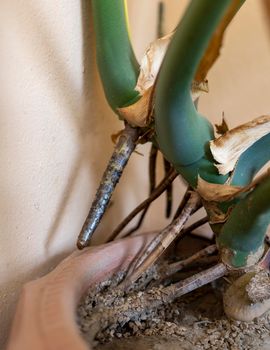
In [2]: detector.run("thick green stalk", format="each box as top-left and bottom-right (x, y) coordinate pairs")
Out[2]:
(176, 149), (227, 188)
(232, 133), (270, 186)
(92, 0), (139, 111)
(218, 176), (270, 268)
(155, 0), (231, 169)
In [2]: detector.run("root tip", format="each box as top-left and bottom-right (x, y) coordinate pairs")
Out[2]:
(77, 239), (87, 250)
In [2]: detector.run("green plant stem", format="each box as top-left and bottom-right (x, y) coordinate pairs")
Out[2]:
(232, 133), (270, 186)
(155, 0), (231, 168)
(154, 0), (246, 188)
(92, 0), (139, 111)
(218, 176), (270, 268)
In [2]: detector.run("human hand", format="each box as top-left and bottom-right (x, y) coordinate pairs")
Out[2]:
(7, 233), (155, 350)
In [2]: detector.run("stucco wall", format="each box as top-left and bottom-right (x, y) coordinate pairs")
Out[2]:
(1, 0), (270, 346)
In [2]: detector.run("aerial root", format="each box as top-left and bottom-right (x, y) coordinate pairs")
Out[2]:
(77, 124), (140, 249)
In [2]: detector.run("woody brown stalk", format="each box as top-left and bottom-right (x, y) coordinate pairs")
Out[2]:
(77, 124), (139, 249)
(120, 192), (201, 289)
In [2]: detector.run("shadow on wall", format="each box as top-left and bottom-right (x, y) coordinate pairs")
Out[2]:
(0, 0), (145, 347)
(262, 0), (270, 36)
(45, 0), (144, 250)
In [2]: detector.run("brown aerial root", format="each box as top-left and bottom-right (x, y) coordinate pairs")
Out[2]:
(119, 192), (202, 291)
(118, 153), (174, 238)
(107, 167), (178, 242)
(175, 215), (210, 245)
(163, 157), (173, 218)
(172, 187), (193, 220)
(149, 243), (218, 287)
(119, 143), (158, 238)
(166, 244), (217, 276)
(77, 124), (140, 249)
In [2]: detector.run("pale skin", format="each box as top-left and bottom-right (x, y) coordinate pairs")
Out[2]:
(6, 234), (156, 350)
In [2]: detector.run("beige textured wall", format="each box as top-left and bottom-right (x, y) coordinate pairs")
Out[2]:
(0, 0), (270, 347)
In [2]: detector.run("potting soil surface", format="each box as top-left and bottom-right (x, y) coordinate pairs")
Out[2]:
(77, 274), (270, 350)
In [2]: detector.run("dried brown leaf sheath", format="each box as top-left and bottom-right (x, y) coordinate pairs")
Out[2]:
(197, 168), (270, 203)
(118, 33), (208, 127)
(210, 115), (270, 175)
(195, 0), (243, 82)
(197, 176), (242, 202)
(117, 87), (153, 127)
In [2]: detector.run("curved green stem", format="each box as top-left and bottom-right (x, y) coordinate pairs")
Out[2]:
(176, 148), (228, 188)
(232, 133), (270, 186)
(155, 0), (231, 168)
(92, 0), (139, 111)
(155, 0), (246, 188)
(218, 176), (270, 268)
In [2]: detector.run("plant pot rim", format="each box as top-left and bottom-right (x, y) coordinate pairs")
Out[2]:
(7, 233), (156, 350)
